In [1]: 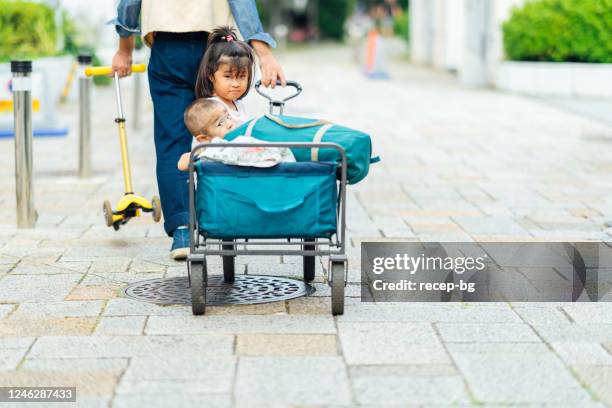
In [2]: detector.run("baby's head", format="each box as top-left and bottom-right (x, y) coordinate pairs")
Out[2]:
(184, 98), (236, 142)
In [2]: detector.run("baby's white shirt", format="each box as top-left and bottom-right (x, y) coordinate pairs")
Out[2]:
(208, 96), (249, 126)
(198, 136), (296, 168)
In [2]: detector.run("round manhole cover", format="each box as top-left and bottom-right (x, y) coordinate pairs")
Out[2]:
(124, 275), (315, 305)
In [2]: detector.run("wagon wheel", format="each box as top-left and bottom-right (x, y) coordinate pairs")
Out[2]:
(191, 260), (207, 315)
(303, 238), (316, 282)
(331, 261), (345, 315)
(222, 239), (235, 283)
(151, 195), (162, 223)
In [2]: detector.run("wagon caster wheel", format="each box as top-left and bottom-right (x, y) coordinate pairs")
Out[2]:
(303, 238), (315, 282)
(103, 200), (113, 227)
(151, 195), (162, 223)
(330, 261), (345, 315)
(222, 239), (235, 283)
(112, 222), (121, 231)
(191, 259), (207, 315)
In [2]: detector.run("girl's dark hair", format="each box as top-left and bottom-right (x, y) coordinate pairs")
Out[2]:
(195, 26), (255, 99)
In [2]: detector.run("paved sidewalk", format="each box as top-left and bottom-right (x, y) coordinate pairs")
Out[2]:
(1, 44), (612, 407)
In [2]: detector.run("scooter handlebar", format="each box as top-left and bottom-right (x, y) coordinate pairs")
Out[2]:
(85, 64), (147, 77)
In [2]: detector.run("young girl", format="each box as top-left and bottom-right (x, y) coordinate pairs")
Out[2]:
(195, 26), (254, 126)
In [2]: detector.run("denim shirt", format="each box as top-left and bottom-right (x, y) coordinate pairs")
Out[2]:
(110, 0), (276, 48)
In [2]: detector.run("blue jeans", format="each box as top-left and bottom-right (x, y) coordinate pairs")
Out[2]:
(148, 32), (208, 236)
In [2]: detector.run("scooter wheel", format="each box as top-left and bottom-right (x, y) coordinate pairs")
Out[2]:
(151, 196), (162, 223)
(103, 200), (113, 227)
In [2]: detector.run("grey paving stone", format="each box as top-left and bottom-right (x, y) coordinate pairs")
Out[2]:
(0, 348), (28, 370)
(310, 282), (362, 298)
(550, 342), (612, 366)
(129, 259), (167, 273)
(0, 337), (35, 349)
(535, 324), (612, 343)
(512, 305), (573, 325)
(72, 395), (113, 408)
(572, 366), (612, 406)
(21, 357), (129, 371)
(117, 380), (230, 396)
(93, 316), (147, 336)
(81, 272), (165, 286)
(52, 261), (92, 273)
(450, 345), (592, 404)
(246, 261), (319, 279)
(338, 302), (521, 323)
(235, 357), (351, 407)
(90, 258), (132, 274)
(10, 261), (81, 275)
(146, 315), (336, 335)
(349, 364), (458, 378)
(0, 303), (15, 318)
(436, 323), (541, 343)
(453, 216), (530, 236)
(112, 394), (231, 408)
(0, 274), (81, 303)
(118, 356), (235, 394)
(446, 342), (551, 355)
(0, 254), (19, 265)
(338, 322), (450, 365)
(103, 299), (190, 317)
(12, 301), (104, 318)
(29, 335), (233, 359)
(562, 303), (612, 324)
(352, 374), (469, 405)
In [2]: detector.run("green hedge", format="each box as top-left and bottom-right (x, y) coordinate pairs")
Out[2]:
(503, 0), (612, 63)
(0, 0), (57, 61)
(394, 10), (409, 42)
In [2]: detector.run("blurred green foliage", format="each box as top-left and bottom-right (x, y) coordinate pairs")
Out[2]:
(0, 0), (57, 61)
(503, 0), (612, 63)
(0, 1), (109, 86)
(393, 10), (409, 42)
(318, 0), (350, 40)
(62, 10), (78, 55)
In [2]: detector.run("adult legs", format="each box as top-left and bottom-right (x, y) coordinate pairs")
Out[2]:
(148, 36), (206, 237)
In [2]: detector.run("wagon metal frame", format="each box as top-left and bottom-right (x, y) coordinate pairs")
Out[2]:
(186, 81), (348, 315)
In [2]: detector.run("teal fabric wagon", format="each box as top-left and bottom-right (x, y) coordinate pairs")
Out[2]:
(187, 81), (374, 316)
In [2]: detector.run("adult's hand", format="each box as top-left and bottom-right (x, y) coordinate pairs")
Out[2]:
(251, 40), (286, 88)
(112, 37), (135, 78)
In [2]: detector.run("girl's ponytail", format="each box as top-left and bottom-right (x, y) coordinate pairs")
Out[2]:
(207, 26), (239, 46)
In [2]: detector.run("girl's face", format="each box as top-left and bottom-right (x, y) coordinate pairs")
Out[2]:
(211, 63), (249, 103)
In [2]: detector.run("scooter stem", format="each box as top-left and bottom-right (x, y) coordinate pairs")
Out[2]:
(113, 72), (134, 194)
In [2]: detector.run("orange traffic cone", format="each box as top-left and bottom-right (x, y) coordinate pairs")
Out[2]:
(364, 29), (390, 79)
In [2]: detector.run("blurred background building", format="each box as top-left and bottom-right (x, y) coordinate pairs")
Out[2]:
(410, 0), (612, 98)
(410, 0), (523, 86)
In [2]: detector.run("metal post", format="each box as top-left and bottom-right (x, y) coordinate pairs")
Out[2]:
(78, 54), (92, 178)
(11, 60), (36, 228)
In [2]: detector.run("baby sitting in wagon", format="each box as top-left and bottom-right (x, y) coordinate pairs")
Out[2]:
(177, 98), (295, 171)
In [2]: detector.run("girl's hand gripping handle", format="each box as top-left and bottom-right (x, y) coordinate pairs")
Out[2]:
(85, 64), (147, 77)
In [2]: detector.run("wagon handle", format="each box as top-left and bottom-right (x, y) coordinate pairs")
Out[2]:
(255, 80), (302, 115)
